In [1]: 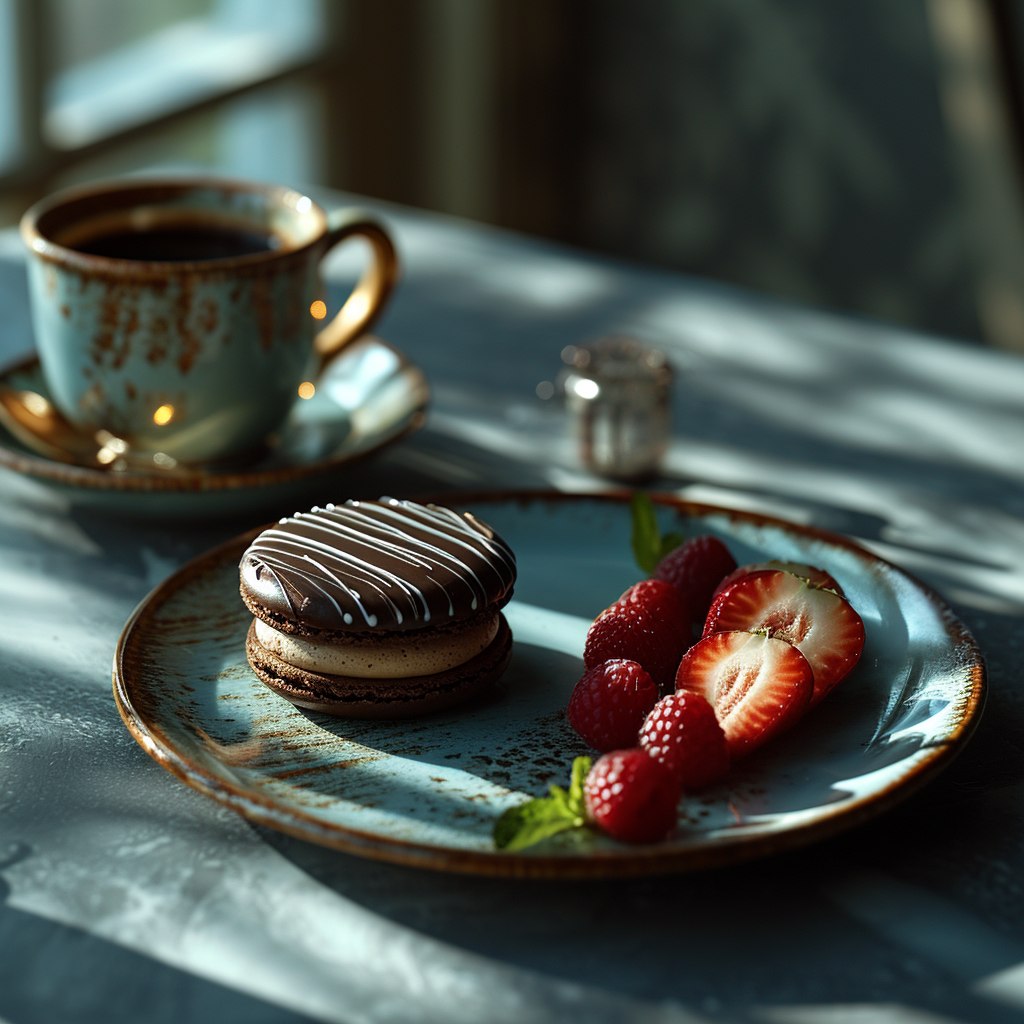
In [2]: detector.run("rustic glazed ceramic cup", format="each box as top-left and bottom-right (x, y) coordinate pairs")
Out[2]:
(20, 177), (399, 463)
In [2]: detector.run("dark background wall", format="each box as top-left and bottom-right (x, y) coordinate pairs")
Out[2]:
(337, 0), (987, 345)
(10, 0), (1024, 350)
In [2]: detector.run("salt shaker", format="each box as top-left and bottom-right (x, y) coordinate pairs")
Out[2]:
(560, 337), (673, 480)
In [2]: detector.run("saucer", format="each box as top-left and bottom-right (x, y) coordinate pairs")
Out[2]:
(0, 335), (429, 519)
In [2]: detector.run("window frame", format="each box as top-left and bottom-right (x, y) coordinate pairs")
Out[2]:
(0, 0), (335, 196)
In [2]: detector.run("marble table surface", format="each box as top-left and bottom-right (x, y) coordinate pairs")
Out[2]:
(2, 191), (1024, 1024)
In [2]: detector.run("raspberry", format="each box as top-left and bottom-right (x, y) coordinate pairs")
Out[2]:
(653, 536), (737, 626)
(584, 579), (690, 692)
(583, 748), (681, 844)
(639, 691), (730, 789)
(567, 660), (659, 752)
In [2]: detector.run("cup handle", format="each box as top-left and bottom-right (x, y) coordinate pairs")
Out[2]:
(313, 208), (399, 368)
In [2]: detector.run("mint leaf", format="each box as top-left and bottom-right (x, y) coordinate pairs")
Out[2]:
(493, 756), (592, 852)
(548, 784), (572, 815)
(630, 492), (661, 574)
(567, 755), (591, 815)
(632, 492), (686, 573)
(493, 796), (579, 851)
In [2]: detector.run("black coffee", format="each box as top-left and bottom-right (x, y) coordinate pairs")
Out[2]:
(73, 225), (278, 261)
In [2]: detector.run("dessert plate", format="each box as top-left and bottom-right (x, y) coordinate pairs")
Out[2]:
(114, 491), (985, 878)
(0, 335), (429, 519)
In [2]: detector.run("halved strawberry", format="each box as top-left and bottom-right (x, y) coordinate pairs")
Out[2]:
(712, 560), (844, 600)
(675, 630), (814, 758)
(704, 569), (864, 705)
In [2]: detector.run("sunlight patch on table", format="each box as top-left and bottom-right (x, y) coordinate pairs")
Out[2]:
(661, 438), (1024, 613)
(754, 1002), (971, 1024)
(974, 959), (1024, 1009)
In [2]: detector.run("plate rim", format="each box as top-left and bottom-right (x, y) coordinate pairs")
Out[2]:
(112, 489), (987, 878)
(0, 336), (429, 493)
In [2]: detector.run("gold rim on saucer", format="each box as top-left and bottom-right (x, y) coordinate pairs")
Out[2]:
(0, 335), (429, 494)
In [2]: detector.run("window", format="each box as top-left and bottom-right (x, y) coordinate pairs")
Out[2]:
(0, 0), (331, 221)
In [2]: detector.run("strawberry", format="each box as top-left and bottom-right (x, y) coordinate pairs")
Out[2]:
(584, 579), (690, 692)
(712, 560), (844, 600)
(639, 691), (730, 788)
(676, 630), (814, 758)
(583, 748), (681, 843)
(703, 569), (864, 705)
(653, 535), (737, 626)
(567, 660), (659, 752)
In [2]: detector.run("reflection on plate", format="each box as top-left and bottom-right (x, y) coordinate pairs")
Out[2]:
(114, 492), (985, 878)
(0, 335), (429, 518)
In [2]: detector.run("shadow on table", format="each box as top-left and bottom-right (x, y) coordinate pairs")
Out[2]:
(259, 818), (1024, 1024)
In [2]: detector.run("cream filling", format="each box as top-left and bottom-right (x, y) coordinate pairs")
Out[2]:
(254, 614), (499, 678)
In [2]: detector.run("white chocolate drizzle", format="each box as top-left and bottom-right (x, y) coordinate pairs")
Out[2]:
(241, 498), (516, 631)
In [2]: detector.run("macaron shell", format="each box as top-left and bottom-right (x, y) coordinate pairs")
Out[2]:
(240, 584), (511, 640)
(239, 500), (517, 633)
(246, 614), (513, 718)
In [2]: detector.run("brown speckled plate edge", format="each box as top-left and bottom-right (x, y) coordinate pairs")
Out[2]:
(112, 490), (986, 879)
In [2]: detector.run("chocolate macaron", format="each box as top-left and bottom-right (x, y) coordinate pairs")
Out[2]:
(239, 498), (517, 717)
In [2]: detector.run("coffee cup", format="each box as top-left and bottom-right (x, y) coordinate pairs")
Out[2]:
(20, 176), (399, 464)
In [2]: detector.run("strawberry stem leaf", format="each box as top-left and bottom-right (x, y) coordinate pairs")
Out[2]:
(493, 756), (592, 852)
(631, 492), (662, 573)
(631, 492), (685, 573)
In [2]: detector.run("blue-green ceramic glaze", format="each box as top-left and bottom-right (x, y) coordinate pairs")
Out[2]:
(114, 493), (984, 878)
(21, 178), (395, 462)
(0, 335), (429, 518)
